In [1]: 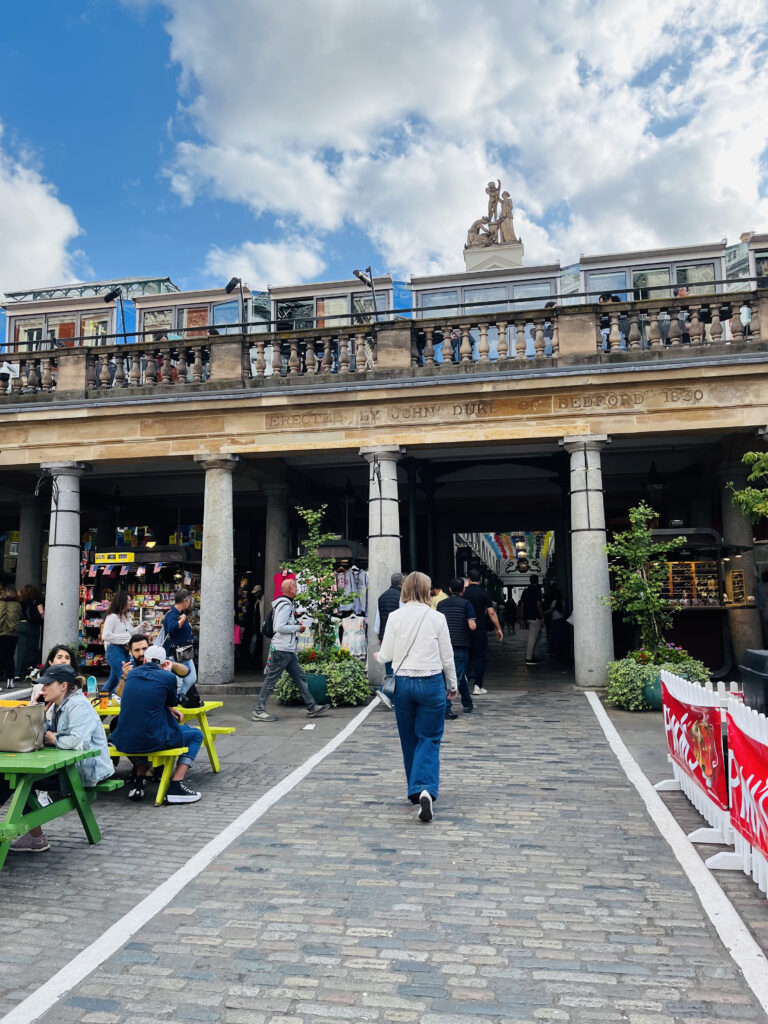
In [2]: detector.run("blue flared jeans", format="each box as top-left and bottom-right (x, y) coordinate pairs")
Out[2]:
(393, 672), (446, 802)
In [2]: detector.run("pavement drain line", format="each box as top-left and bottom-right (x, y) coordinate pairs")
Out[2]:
(0, 699), (380, 1024)
(586, 690), (768, 1016)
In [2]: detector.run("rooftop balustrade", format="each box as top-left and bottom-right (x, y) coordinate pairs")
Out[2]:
(1, 289), (766, 405)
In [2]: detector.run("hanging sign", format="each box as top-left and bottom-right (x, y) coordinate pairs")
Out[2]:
(95, 551), (134, 564)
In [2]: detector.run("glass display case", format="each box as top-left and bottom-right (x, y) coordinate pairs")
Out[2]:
(662, 560), (721, 607)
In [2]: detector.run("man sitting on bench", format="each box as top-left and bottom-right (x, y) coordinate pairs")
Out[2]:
(110, 645), (203, 804)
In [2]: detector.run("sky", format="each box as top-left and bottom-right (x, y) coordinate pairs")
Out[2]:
(0, 0), (767, 298)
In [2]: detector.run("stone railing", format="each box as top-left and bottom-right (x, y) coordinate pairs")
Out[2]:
(1, 356), (57, 395)
(86, 343), (212, 389)
(244, 328), (376, 380)
(1, 290), (766, 404)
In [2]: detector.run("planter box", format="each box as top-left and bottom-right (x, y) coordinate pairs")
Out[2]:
(305, 672), (329, 704)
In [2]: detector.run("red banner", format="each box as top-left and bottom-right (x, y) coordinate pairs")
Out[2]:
(661, 681), (728, 810)
(727, 715), (768, 858)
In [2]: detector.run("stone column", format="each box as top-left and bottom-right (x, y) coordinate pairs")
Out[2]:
(194, 454), (239, 686)
(41, 463), (89, 655)
(721, 460), (762, 665)
(559, 436), (614, 688)
(263, 483), (290, 617)
(15, 497), (43, 590)
(361, 445), (404, 684)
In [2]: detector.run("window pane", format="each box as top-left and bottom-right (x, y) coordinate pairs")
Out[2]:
(178, 305), (211, 337)
(512, 282), (553, 310)
(250, 292), (271, 332)
(464, 285), (507, 315)
(675, 264), (714, 296)
(421, 290), (458, 317)
(587, 272), (627, 301)
(756, 251), (768, 287)
(46, 313), (78, 346)
(13, 317), (43, 351)
(276, 300), (313, 331)
(144, 309), (173, 339)
(317, 296), (348, 328)
(81, 314), (109, 343)
(632, 268), (670, 301)
(352, 292), (386, 324)
(211, 299), (241, 335)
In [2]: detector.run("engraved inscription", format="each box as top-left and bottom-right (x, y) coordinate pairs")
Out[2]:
(555, 392), (646, 410)
(663, 388), (704, 403)
(265, 400), (496, 431)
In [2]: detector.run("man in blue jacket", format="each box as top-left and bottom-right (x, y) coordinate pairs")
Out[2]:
(251, 578), (331, 723)
(110, 644), (203, 804)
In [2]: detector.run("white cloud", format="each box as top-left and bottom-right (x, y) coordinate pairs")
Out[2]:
(156, 0), (768, 276)
(204, 238), (326, 290)
(0, 125), (82, 294)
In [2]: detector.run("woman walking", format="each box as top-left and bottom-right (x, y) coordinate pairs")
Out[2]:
(0, 584), (21, 687)
(102, 592), (135, 695)
(377, 571), (457, 823)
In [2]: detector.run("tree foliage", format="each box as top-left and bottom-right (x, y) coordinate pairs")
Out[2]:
(729, 451), (768, 523)
(605, 501), (684, 651)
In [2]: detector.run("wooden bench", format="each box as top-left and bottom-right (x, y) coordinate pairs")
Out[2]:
(85, 778), (124, 799)
(108, 746), (188, 806)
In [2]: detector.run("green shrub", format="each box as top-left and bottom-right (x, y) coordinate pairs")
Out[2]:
(274, 654), (371, 707)
(605, 658), (659, 711)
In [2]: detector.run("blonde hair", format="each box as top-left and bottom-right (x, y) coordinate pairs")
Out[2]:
(401, 571), (432, 606)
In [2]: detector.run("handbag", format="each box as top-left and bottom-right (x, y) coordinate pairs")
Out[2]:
(175, 643), (194, 662)
(0, 704), (46, 752)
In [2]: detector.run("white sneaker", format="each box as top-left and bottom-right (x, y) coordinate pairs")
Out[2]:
(418, 790), (433, 823)
(472, 685), (487, 695)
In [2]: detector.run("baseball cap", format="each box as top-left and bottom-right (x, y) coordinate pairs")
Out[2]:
(40, 664), (76, 685)
(144, 645), (168, 664)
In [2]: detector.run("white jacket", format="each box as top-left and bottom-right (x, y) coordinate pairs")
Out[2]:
(378, 602), (457, 689)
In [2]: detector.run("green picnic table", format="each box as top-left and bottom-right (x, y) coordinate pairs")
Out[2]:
(0, 748), (118, 871)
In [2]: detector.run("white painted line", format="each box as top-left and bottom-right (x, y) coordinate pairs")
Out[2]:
(0, 698), (379, 1024)
(586, 691), (768, 1015)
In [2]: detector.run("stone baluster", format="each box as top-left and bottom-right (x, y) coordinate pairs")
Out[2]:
(607, 313), (622, 351)
(551, 317), (560, 357)
(668, 312), (682, 346)
(11, 364), (23, 394)
(627, 312), (641, 350)
(441, 329), (453, 366)
(459, 325), (472, 363)
(86, 353), (98, 389)
(533, 319), (545, 356)
(496, 322), (508, 359)
(145, 351), (158, 385)
(320, 336), (332, 373)
(113, 353), (126, 387)
(288, 338), (300, 375)
(355, 332), (367, 373)
(511, 322), (523, 359)
(423, 327), (435, 366)
(40, 358), (53, 392)
(730, 307), (744, 342)
(648, 311), (662, 350)
(305, 339), (317, 375)
(251, 340), (264, 378)
(28, 361), (41, 391)
(160, 348), (173, 384)
(176, 347), (188, 384)
(129, 351), (141, 387)
(751, 303), (761, 341)
(688, 306), (703, 345)
(192, 347), (204, 383)
(709, 303), (723, 344)
(478, 323), (490, 362)
(98, 353), (112, 388)
(339, 335), (351, 372)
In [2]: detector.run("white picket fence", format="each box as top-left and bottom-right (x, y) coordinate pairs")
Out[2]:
(655, 670), (768, 901)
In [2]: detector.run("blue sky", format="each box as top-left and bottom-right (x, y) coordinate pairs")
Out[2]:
(0, 0), (767, 298)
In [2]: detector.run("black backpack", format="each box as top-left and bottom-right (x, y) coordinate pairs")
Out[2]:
(262, 597), (289, 639)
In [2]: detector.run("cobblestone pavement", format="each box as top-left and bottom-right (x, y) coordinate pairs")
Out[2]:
(2, 632), (767, 1024)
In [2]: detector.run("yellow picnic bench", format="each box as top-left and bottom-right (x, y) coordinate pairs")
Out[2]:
(106, 744), (188, 806)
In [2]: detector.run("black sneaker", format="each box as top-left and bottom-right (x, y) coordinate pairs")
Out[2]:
(463, 706), (474, 714)
(165, 779), (201, 804)
(128, 775), (145, 801)
(445, 709), (458, 720)
(307, 703), (330, 717)
(418, 790), (433, 823)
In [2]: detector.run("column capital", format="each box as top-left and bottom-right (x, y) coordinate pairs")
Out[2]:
(360, 445), (405, 464)
(194, 453), (239, 472)
(559, 434), (610, 454)
(263, 483), (289, 498)
(41, 461), (90, 477)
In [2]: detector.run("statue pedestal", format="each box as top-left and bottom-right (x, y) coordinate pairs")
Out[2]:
(464, 240), (524, 272)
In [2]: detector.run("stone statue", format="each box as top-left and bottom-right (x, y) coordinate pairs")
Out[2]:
(499, 191), (517, 244)
(465, 180), (517, 249)
(466, 216), (494, 248)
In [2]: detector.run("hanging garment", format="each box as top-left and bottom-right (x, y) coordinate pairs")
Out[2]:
(341, 614), (367, 658)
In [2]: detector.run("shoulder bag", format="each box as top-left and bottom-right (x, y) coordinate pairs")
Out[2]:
(0, 703), (46, 752)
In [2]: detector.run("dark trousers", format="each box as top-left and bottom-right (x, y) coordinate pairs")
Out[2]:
(255, 648), (316, 711)
(0, 636), (17, 680)
(469, 629), (488, 689)
(447, 647), (473, 712)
